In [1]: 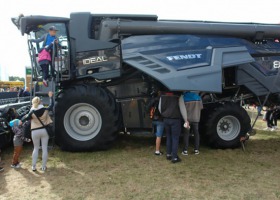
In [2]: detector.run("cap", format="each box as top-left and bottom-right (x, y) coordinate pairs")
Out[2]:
(9, 119), (20, 127)
(49, 26), (58, 31)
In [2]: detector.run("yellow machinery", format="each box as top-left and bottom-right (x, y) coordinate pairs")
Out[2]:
(0, 81), (24, 90)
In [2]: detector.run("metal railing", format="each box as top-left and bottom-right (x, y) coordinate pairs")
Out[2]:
(0, 97), (30, 106)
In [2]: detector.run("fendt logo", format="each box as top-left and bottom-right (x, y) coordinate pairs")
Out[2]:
(166, 54), (202, 61)
(273, 61), (280, 68)
(83, 56), (108, 65)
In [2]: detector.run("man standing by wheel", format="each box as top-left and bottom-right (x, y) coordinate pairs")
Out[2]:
(181, 92), (203, 155)
(159, 92), (188, 163)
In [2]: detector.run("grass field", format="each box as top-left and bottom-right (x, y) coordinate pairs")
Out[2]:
(0, 116), (280, 200)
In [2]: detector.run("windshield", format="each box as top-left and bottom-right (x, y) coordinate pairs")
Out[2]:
(27, 22), (69, 78)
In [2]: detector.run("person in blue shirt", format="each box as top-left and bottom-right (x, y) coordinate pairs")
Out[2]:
(30, 26), (60, 87)
(32, 26), (59, 50)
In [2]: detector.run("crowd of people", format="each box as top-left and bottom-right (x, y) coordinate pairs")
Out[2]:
(0, 87), (18, 92)
(242, 102), (279, 131)
(0, 90), (202, 173)
(148, 91), (203, 163)
(0, 86), (30, 97)
(0, 89), (278, 171)
(0, 92), (54, 172)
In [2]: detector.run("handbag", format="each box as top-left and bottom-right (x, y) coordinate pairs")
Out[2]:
(33, 111), (55, 138)
(38, 49), (51, 62)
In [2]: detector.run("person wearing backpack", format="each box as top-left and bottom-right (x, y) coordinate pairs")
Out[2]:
(148, 91), (164, 156)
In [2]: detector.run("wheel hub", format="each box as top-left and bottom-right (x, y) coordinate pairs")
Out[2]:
(64, 103), (102, 141)
(79, 115), (90, 126)
(216, 115), (241, 141)
(219, 121), (231, 133)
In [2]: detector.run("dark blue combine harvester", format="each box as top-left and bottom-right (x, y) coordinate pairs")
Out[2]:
(3, 13), (279, 151)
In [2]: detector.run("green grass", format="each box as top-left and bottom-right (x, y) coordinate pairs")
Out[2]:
(0, 118), (280, 200)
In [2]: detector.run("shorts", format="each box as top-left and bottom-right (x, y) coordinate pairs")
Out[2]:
(152, 121), (164, 137)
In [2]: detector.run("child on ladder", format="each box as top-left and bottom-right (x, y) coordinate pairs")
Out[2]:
(30, 26), (60, 87)
(38, 48), (52, 87)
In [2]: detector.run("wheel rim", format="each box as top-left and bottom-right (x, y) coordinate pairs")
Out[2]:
(216, 115), (240, 141)
(64, 103), (102, 141)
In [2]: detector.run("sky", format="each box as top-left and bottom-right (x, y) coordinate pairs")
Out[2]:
(0, 0), (280, 78)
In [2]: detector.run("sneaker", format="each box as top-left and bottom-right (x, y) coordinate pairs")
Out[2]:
(41, 167), (47, 171)
(0, 167), (4, 172)
(166, 154), (172, 160)
(32, 166), (37, 172)
(11, 163), (21, 169)
(263, 127), (271, 131)
(43, 80), (48, 87)
(171, 157), (182, 163)
(194, 150), (200, 155)
(182, 150), (188, 156)
(271, 127), (276, 131)
(154, 151), (163, 156)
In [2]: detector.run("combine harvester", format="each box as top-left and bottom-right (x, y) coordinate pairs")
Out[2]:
(1, 13), (279, 151)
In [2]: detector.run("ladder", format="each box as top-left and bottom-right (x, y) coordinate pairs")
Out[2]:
(28, 40), (70, 148)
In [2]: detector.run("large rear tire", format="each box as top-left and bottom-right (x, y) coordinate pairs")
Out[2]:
(203, 102), (251, 149)
(55, 85), (120, 151)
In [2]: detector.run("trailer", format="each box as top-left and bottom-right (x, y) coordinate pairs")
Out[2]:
(6, 12), (280, 151)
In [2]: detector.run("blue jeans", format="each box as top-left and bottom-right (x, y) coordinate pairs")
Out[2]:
(152, 121), (164, 137)
(163, 118), (181, 159)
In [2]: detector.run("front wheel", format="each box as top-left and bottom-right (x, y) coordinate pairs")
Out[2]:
(55, 85), (120, 151)
(202, 102), (251, 148)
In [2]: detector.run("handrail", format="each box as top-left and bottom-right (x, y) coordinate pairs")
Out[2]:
(0, 97), (30, 105)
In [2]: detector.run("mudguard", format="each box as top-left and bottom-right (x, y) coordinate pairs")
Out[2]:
(122, 35), (254, 92)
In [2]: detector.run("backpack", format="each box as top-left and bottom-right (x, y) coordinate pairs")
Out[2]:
(150, 102), (161, 120)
